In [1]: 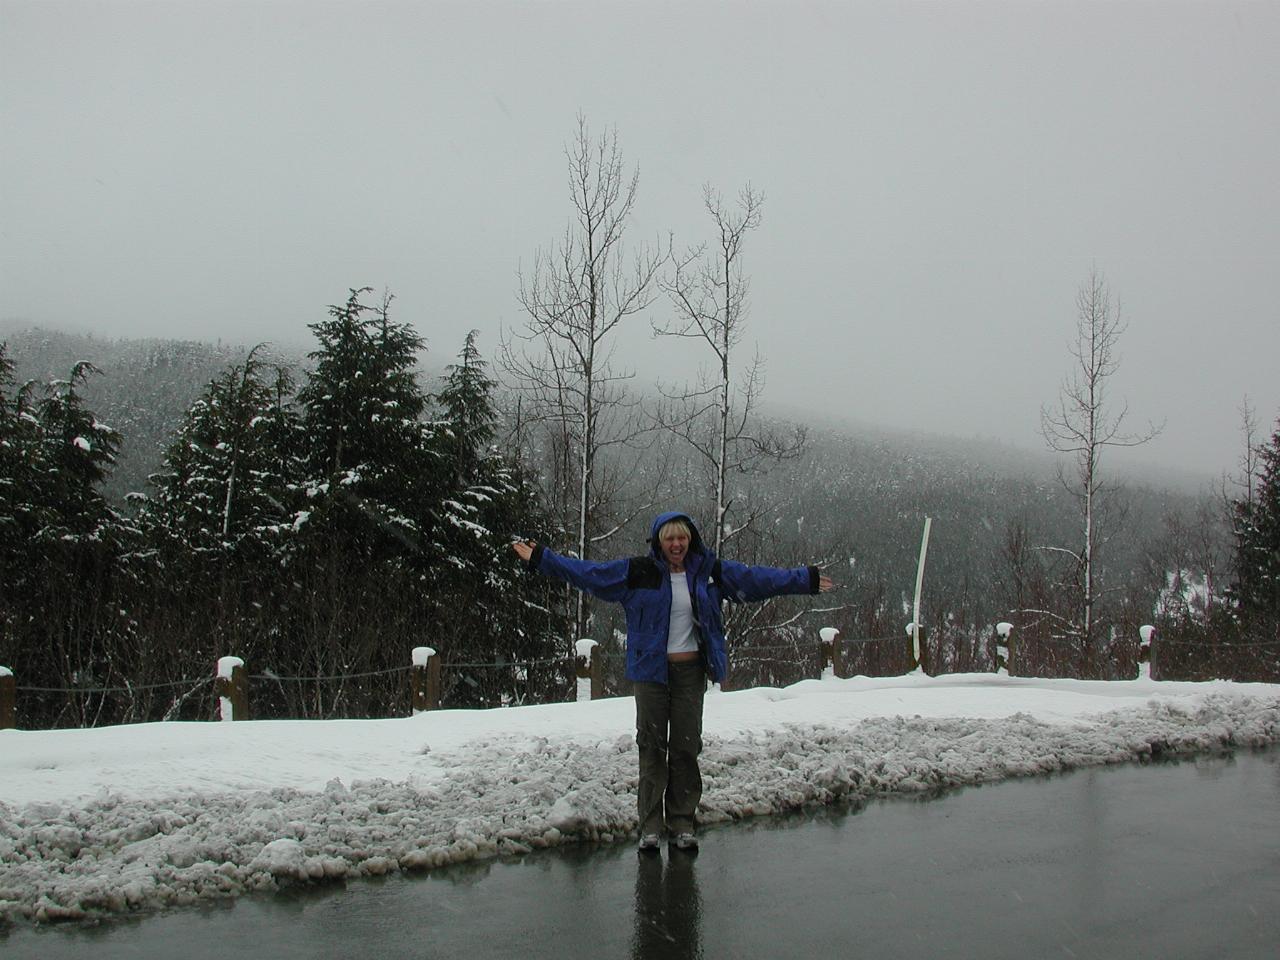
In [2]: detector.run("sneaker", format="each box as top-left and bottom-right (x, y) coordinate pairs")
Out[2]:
(638, 833), (661, 851)
(671, 832), (698, 850)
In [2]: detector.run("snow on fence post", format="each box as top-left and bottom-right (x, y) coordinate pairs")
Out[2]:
(994, 622), (1014, 676)
(1138, 625), (1157, 681)
(215, 656), (248, 721)
(411, 647), (441, 713)
(575, 639), (601, 702)
(0, 666), (14, 730)
(819, 627), (842, 680)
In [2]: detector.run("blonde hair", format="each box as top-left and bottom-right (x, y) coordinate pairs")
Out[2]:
(658, 518), (693, 541)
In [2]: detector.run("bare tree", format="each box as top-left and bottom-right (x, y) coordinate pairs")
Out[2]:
(654, 183), (805, 555)
(1224, 394), (1261, 510)
(500, 116), (664, 638)
(1039, 270), (1162, 655)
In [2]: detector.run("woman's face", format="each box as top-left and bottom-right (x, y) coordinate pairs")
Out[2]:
(659, 525), (690, 568)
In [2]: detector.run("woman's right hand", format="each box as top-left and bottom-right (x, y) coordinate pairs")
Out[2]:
(511, 540), (535, 563)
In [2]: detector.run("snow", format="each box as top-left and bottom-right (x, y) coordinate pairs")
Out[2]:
(0, 667), (12, 678)
(1157, 571), (1215, 620)
(411, 647), (436, 667)
(0, 673), (1277, 924)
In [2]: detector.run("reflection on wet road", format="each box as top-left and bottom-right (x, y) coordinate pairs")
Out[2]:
(4, 748), (1278, 959)
(632, 846), (700, 959)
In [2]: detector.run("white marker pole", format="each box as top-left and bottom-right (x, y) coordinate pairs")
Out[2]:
(911, 517), (932, 673)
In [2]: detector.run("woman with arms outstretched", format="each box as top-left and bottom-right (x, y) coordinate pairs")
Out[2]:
(512, 510), (834, 852)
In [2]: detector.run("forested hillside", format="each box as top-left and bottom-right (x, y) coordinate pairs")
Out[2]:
(2, 318), (1275, 729)
(1, 324), (268, 502)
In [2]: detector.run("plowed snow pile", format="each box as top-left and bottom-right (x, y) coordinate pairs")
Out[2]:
(2, 674), (1277, 922)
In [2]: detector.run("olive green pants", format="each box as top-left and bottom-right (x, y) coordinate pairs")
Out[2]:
(633, 660), (706, 836)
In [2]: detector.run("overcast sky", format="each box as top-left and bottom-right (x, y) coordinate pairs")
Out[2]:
(2, 0), (1277, 479)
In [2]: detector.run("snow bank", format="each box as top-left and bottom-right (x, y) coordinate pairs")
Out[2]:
(1, 674), (1277, 924)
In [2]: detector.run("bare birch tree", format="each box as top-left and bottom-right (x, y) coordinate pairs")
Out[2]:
(654, 183), (805, 556)
(1039, 270), (1162, 657)
(500, 116), (664, 638)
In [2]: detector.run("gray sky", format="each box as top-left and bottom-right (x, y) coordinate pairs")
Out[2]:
(3, 0), (1277, 480)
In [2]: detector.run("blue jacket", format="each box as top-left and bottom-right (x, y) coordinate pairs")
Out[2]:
(525, 511), (820, 684)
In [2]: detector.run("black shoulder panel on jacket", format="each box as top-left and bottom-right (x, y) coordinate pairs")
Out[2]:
(626, 555), (663, 590)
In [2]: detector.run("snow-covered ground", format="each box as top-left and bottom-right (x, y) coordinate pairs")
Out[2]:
(2, 672), (1278, 924)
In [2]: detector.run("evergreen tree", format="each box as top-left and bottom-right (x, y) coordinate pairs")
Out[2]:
(130, 349), (311, 719)
(437, 329), (497, 485)
(31, 361), (123, 540)
(296, 288), (438, 558)
(140, 346), (301, 552)
(0, 343), (37, 555)
(0, 343), (40, 647)
(1230, 417), (1280, 625)
(0, 357), (134, 726)
(430, 332), (569, 706)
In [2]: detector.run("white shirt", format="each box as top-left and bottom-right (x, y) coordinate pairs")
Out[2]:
(667, 571), (699, 655)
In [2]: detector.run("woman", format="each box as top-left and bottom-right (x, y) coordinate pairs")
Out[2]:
(512, 511), (833, 851)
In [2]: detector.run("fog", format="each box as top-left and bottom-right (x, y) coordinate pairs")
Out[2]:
(2, 0), (1277, 479)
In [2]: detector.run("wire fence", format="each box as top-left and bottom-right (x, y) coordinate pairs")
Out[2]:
(14, 677), (213, 694)
(3, 622), (1276, 730)
(10, 658), (579, 696)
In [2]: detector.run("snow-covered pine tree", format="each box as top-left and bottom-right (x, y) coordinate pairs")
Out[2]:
(0, 343), (37, 556)
(0, 358), (133, 726)
(431, 332), (568, 706)
(0, 343), (41, 651)
(257, 288), (447, 718)
(436, 329), (496, 486)
(124, 350), (305, 719)
(139, 346), (301, 553)
(296, 288), (438, 558)
(30, 361), (122, 540)
(1229, 416), (1280, 631)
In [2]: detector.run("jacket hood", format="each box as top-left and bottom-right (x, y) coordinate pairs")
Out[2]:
(649, 511), (706, 558)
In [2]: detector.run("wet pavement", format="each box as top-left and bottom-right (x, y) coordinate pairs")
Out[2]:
(4, 747), (1278, 959)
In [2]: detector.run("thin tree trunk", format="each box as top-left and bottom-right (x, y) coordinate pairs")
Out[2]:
(715, 269), (731, 556)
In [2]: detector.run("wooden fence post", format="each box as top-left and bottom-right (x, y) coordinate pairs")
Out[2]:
(0, 666), (14, 730)
(215, 656), (249, 721)
(995, 622), (1014, 676)
(819, 627), (842, 680)
(575, 639), (601, 702)
(411, 647), (441, 713)
(1138, 625), (1157, 681)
